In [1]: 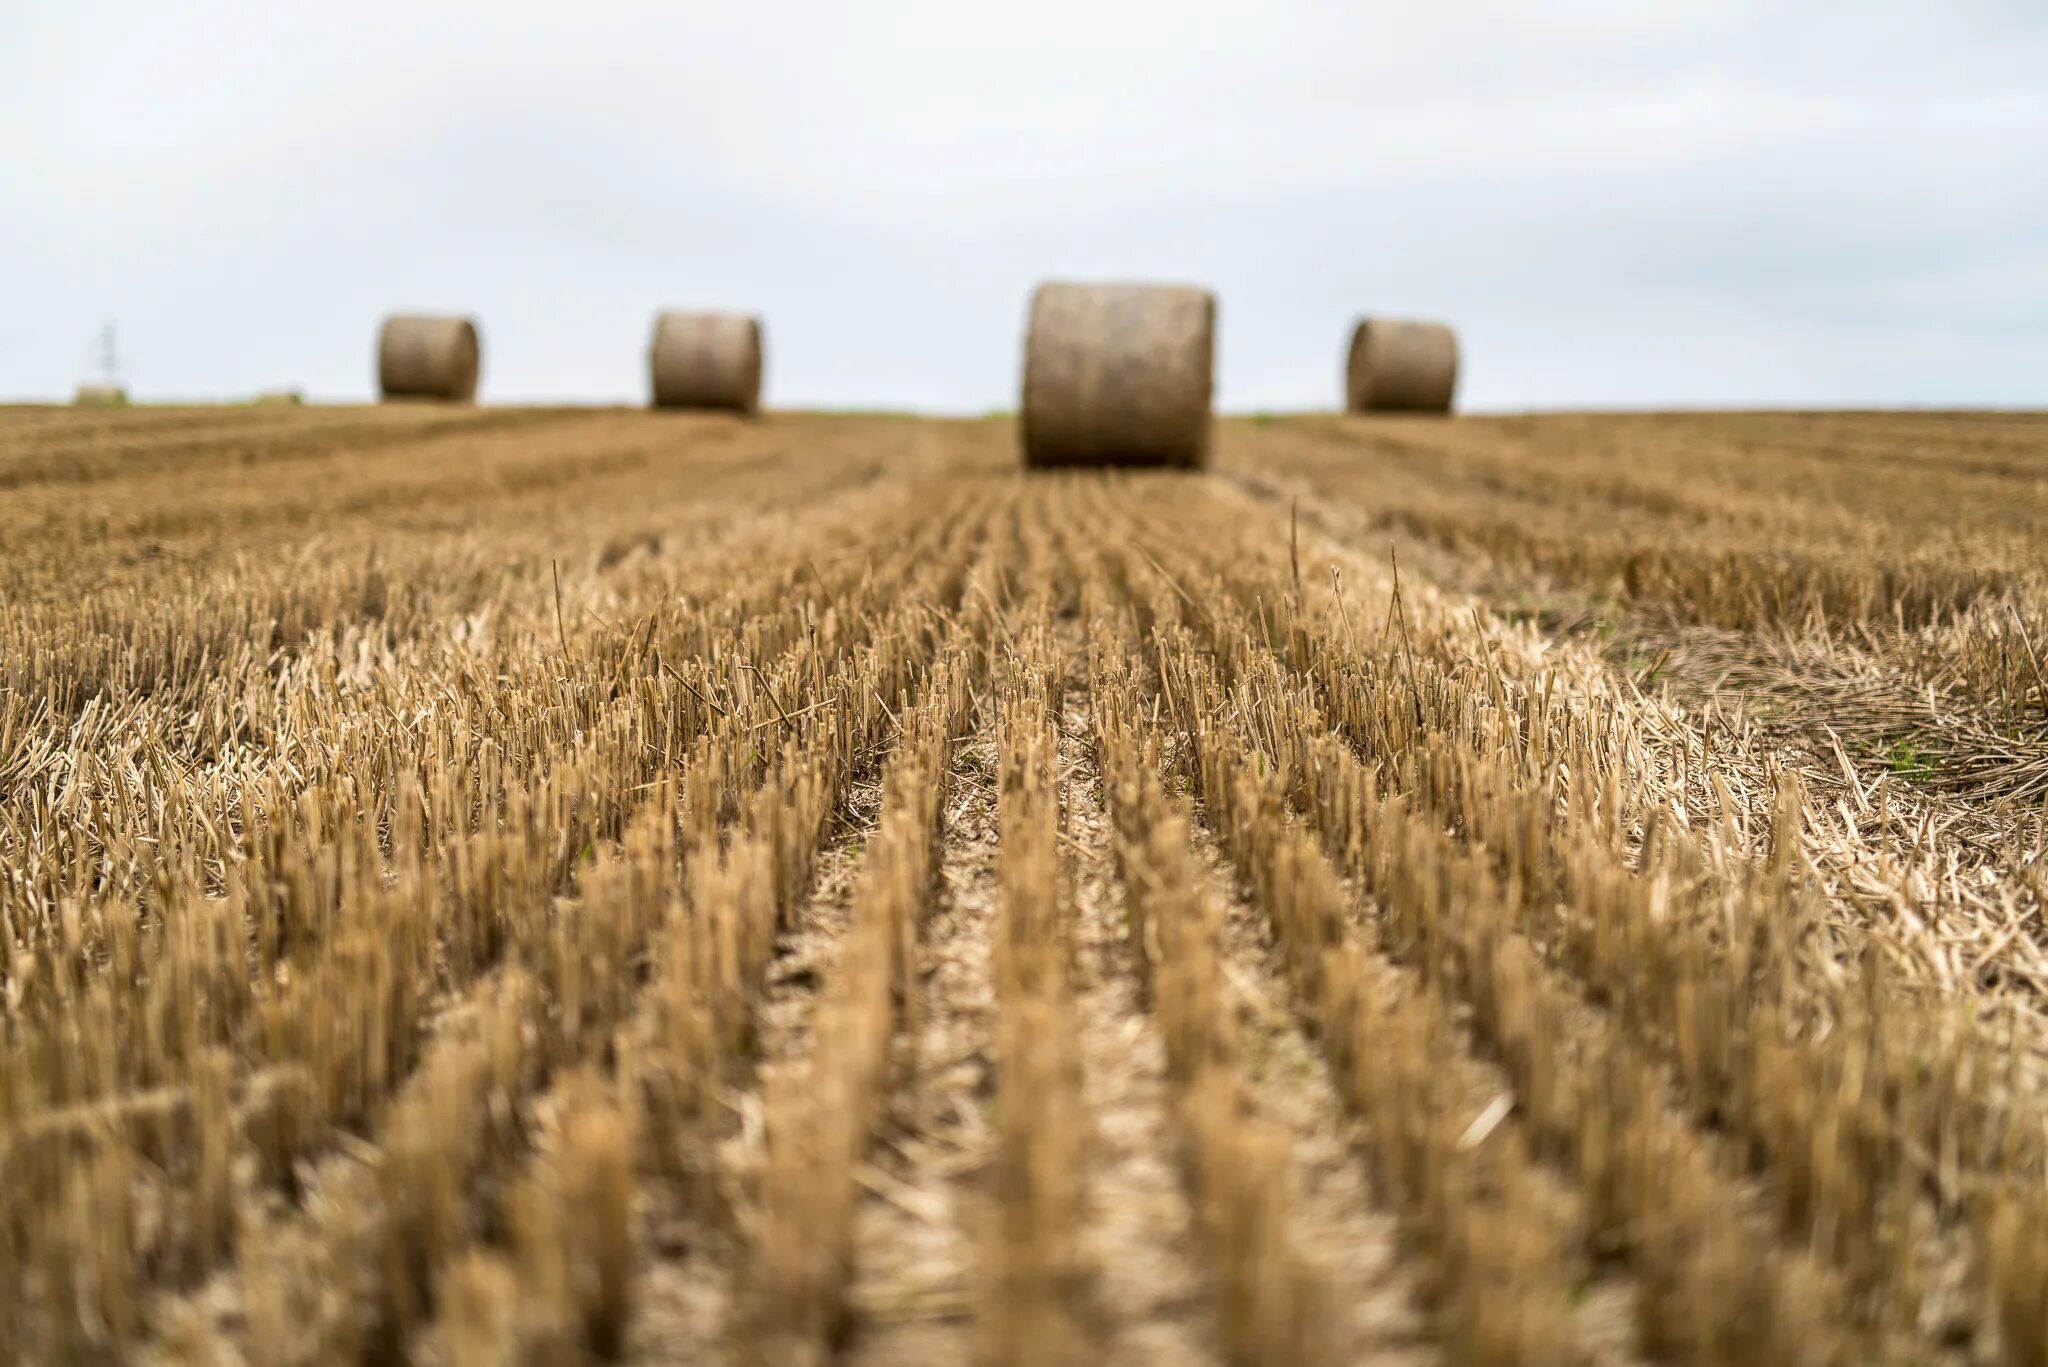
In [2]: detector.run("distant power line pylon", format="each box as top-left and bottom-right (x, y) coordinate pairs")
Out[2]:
(75, 318), (130, 406)
(92, 318), (126, 384)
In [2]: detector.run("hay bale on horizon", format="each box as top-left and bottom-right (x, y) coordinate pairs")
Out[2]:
(1345, 317), (1459, 414)
(377, 315), (480, 403)
(1020, 281), (1215, 468)
(649, 311), (764, 414)
(73, 383), (128, 408)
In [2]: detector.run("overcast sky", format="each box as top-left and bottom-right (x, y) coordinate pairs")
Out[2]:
(3, 1), (2045, 411)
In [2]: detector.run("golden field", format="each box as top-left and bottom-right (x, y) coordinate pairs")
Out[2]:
(2, 404), (2045, 1365)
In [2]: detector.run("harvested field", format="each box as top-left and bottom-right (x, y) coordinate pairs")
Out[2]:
(1, 404), (2045, 1365)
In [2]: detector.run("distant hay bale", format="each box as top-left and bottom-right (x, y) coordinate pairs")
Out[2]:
(254, 389), (304, 406)
(648, 311), (764, 414)
(1344, 318), (1459, 414)
(377, 315), (481, 402)
(73, 383), (128, 408)
(1020, 281), (1215, 468)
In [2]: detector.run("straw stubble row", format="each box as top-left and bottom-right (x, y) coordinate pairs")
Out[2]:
(4, 407), (2044, 1364)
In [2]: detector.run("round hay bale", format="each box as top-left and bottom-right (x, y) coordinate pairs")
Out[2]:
(1344, 317), (1459, 414)
(73, 383), (129, 408)
(649, 311), (764, 414)
(377, 315), (481, 402)
(1020, 281), (1215, 468)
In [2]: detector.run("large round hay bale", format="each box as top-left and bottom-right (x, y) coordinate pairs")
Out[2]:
(1020, 281), (1215, 468)
(377, 315), (480, 402)
(1344, 318), (1459, 413)
(649, 311), (764, 413)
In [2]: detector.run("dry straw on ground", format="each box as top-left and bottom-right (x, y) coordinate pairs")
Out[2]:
(649, 311), (765, 414)
(0, 404), (2043, 1366)
(1020, 281), (1215, 468)
(1344, 317), (1459, 413)
(377, 314), (481, 402)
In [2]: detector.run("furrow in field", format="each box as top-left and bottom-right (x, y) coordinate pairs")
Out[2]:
(837, 702), (1001, 1365)
(727, 633), (980, 1364)
(2, 474), (993, 1362)
(0, 477), (973, 1106)
(1079, 543), (1438, 1367)
(1054, 481), (1625, 1364)
(1239, 459), (2046, 1003)
(1220, 417), (2043, 650)
(981, 599), (1118, 1366)
(0, 406), (586, 492)
(1117, 476), (2022, 1359)
(0, 465), (933, 947)
(410, 492), (1001, 1367)
(140, 499), (990, 1366)
(1054, 645), (1225, 1366)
